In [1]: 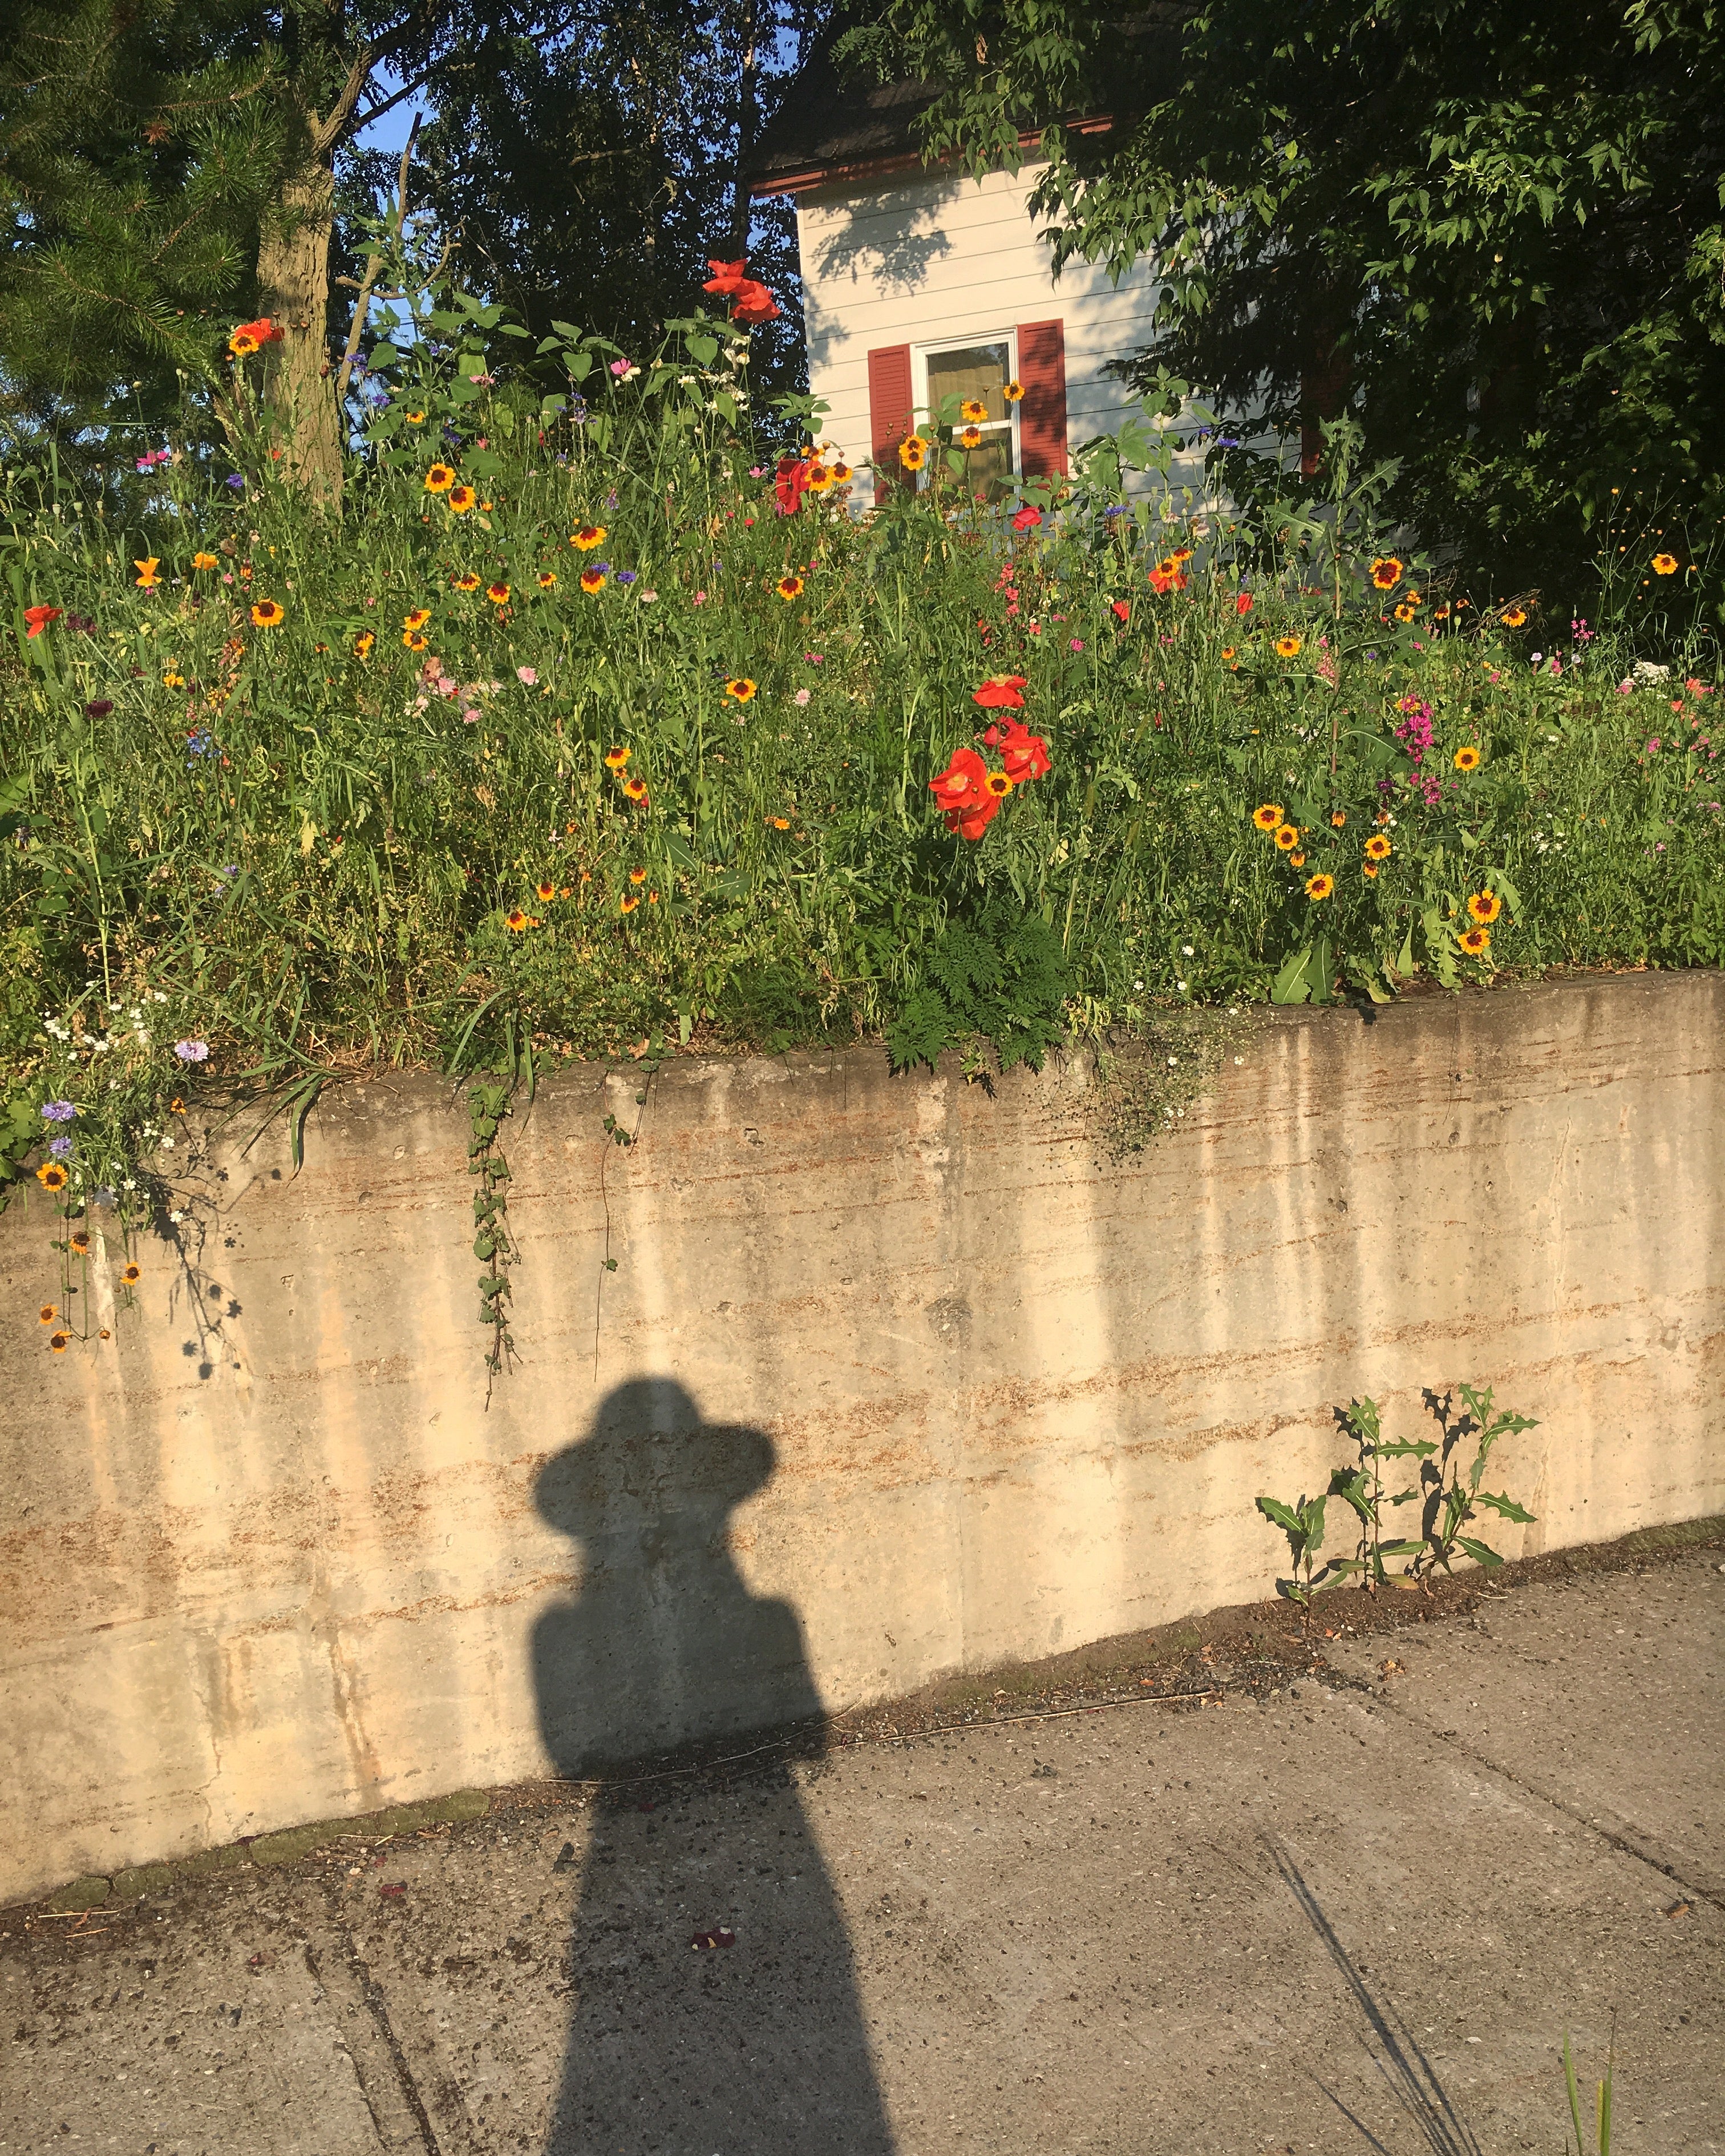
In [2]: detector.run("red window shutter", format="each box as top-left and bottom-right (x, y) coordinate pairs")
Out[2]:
(1015, 319), (1069, 479)
(867, 345), (914, 498)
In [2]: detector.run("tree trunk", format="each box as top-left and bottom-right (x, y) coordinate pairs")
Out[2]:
(257, 157), (343, 506)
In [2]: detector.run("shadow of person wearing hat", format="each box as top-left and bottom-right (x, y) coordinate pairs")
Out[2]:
(533, 1376), (895, 2153)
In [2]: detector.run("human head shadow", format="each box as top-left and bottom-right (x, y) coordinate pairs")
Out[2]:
(533, 1377), (895, 2154)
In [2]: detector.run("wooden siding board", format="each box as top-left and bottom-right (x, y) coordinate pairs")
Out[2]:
(797, 163), (1179, 508)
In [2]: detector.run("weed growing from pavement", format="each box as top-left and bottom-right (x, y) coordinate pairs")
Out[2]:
(1258, 1382), (1539, 1628)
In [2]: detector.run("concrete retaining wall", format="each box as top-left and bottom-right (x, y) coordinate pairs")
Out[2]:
(3, 972), (1721, 1903)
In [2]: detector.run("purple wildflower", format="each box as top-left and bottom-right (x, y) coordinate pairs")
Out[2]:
(48, 1136), (74, 1159)
(173, 1039), (208, 1064)
(41, 1100), (77, 1122)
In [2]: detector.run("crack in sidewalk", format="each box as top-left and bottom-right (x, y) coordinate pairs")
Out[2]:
(1378, 1696), (1722, 1914)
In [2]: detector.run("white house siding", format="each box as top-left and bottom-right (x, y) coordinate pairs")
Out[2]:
(792, 161), (1205, 509)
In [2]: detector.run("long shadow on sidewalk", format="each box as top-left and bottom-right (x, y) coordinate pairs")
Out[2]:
(1269, 1839), (1484, 2156)
(532, 1377), (895, 2154)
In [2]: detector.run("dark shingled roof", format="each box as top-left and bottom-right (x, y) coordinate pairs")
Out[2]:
(748, 30), (938, 187)
(747, 10), (1189, 191)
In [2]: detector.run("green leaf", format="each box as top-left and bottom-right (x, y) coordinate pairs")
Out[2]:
(1474, 1490), (1535, 1522)
(1255, 1494), (1302, 1534)
(1270, 943), (1313, 1004)
(1455, 1535), (1505, 1567)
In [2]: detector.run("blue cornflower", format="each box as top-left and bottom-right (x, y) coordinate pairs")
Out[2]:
(173, 1038), (209, 1063)
(616, 569), (638, 585)
(41, 1100), (77, 1123)
(48, 1136), (74, 1160)
(225, 473), (245, 490)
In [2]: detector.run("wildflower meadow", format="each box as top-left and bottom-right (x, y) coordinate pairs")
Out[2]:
(3, 266), (1723, 1307)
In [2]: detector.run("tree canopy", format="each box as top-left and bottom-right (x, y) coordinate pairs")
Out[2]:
(848, 0), (1725, 615)
(0, 0), (828, 473)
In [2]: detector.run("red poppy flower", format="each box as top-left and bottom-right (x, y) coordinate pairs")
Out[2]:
(999, 722), (1051, 782)
(729, 278), (780, 323)
(1149, 565), (1188, 595)
(775, 455), (812, 516)
(702, 255), (779, 322)
(945, 793), (1003, 840)
(973, 675), (1027, 710)
(1235, 591), (1254, 615)
(1111, 599), (1130, 622)
(1011, 506), (1043, 533)
(24, 605), (63, 637)
(233, 317), (283, 347)
(929, 746), (990, 813)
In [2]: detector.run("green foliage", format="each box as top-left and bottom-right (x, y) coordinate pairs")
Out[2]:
(853, 0), (1725, 621)
(886, 901), (1069, 1073)
(0, 0), (285, 423)
(1254, 1490), (1333, 1623)
(1258, 1381), (1538, 1617)
(467, 1077), (518, 1385)
(1392, 1383), (1541, 1578)
(416, 1), (828, 423)
(0, 280), (1720, 1299)
(1565, 2027), (1615, 2156)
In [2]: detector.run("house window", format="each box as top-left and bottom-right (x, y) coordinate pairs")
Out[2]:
(914, 336), (1018, 498)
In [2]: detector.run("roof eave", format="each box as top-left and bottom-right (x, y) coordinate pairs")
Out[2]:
(751, 116), (1114, 201)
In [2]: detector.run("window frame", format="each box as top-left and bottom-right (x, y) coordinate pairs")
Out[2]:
(910, 330), (1021, 490)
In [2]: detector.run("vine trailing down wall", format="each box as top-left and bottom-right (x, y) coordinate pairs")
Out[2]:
(2, 233), (1722, 1372)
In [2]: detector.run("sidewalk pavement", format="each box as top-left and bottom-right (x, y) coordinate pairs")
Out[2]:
(3, 1550), (1719, 2154)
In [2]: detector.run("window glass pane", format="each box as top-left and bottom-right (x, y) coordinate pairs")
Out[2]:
(955, 433), (1015, 498)
(926, 343), (1010, 422)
